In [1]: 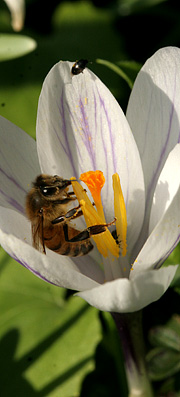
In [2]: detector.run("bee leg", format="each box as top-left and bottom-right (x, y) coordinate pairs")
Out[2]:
(56, 197), (76, 205)
(52, 205), (82, 225)
(64, 201), (95, 220)
(67, 188), (87, 198)
(66, 192), (77, 200)
(67, 191), (77, 197)
(65, 205), (82, 219)
(68, 219), (116, 242)
(52, 202), (96, 225)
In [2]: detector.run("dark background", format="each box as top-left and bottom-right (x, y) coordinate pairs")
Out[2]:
(1, 1), (180, 396)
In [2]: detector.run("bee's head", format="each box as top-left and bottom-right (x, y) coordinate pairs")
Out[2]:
(34, 174), (72, 198)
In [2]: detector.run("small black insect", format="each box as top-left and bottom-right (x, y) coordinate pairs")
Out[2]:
(71, 59), (88, 75)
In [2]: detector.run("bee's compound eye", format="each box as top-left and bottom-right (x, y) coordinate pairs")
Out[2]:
(29, 194), (43, 212)
(40, 186), (57, 196)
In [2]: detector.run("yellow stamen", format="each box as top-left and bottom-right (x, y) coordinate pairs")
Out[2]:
(80, 199), (108, 257)
(71, 177), (92, 207)
(80, 171), (106, 222)
(71, 177), (119, 258)
(112, 173), (127, 256)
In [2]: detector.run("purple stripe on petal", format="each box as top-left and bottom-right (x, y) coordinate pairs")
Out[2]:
(51, 124), (67, 156)
(97, 90), (117, 172)
(147, 101), (176, 197)
(79, 98), (96, 168)
(154, 232), (180, 269)
(0, 166), (27, 194)
(0, 188), (25, 214)
(60, 90), (79, 177)
(48, 89), (79, 178)
(11, 253), (58, 286)
(66, 98), (96, 172)
(145, 73), (180, 217)
(96, 88), (130, 207)
(0, 164), (26, 213)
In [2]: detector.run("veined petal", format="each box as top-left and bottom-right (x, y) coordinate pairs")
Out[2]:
(149, 143), (180, 233)
(77, 266), (177, 313)
(133, 182), (180, 274)
(37, 61), (145, 250)
(0, 116), (41, 215)
(0, 207), (104, 284)
(127, 47), (180, 241)
(0, 230), (100, 290)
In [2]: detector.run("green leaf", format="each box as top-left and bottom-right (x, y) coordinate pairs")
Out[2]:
(118, 0), (168, 15)
(96, 58), (134, 89)
(0, 34), (37, 61)
(170, 263), (180, 290)
(117, 60), (142, 82)
(157, 376), (180, 396)
(147, 347), (180, 381)
(80, 312), (128, 396)
(149, 326), (180, 352)
(0, 249), (101, 396)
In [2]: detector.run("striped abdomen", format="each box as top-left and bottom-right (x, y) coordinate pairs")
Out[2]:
(43, 223), (93, 256)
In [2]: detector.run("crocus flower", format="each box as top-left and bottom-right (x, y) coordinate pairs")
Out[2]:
(0, 47), (180, 316)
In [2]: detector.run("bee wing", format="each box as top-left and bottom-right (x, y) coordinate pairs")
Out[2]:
(31, 216), (46, 254)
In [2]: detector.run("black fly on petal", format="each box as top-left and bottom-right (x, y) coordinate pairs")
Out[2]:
(71, 59), (89, 76)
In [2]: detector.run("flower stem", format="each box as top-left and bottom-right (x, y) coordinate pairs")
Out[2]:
(112, 311), (154, 397)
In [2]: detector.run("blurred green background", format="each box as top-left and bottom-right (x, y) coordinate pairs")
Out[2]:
(1, 0), (180, 395)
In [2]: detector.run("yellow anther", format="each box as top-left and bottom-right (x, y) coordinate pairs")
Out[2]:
(71, 176), (119, 258)
(80, 199), (108, 257)
(112, 173), (127, 256)
(80, 199), (119, 258)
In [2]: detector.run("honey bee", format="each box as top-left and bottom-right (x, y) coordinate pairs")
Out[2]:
(71, 59), (88, 75)
(26, 174), (114, 257)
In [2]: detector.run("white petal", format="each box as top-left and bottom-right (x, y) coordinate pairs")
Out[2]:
(37, 61), (145, 250)
(0, 116), (40, 214)
(0, 232), (100, 291)
(149, 143), (180, 233)
(127, 47), (180, 235)
(77, 266), (177, 313)
(133, 183), (180, 274)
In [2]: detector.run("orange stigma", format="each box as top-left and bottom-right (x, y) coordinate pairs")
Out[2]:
(80, 170), (105, 199)
(80, 171), (106, 222)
